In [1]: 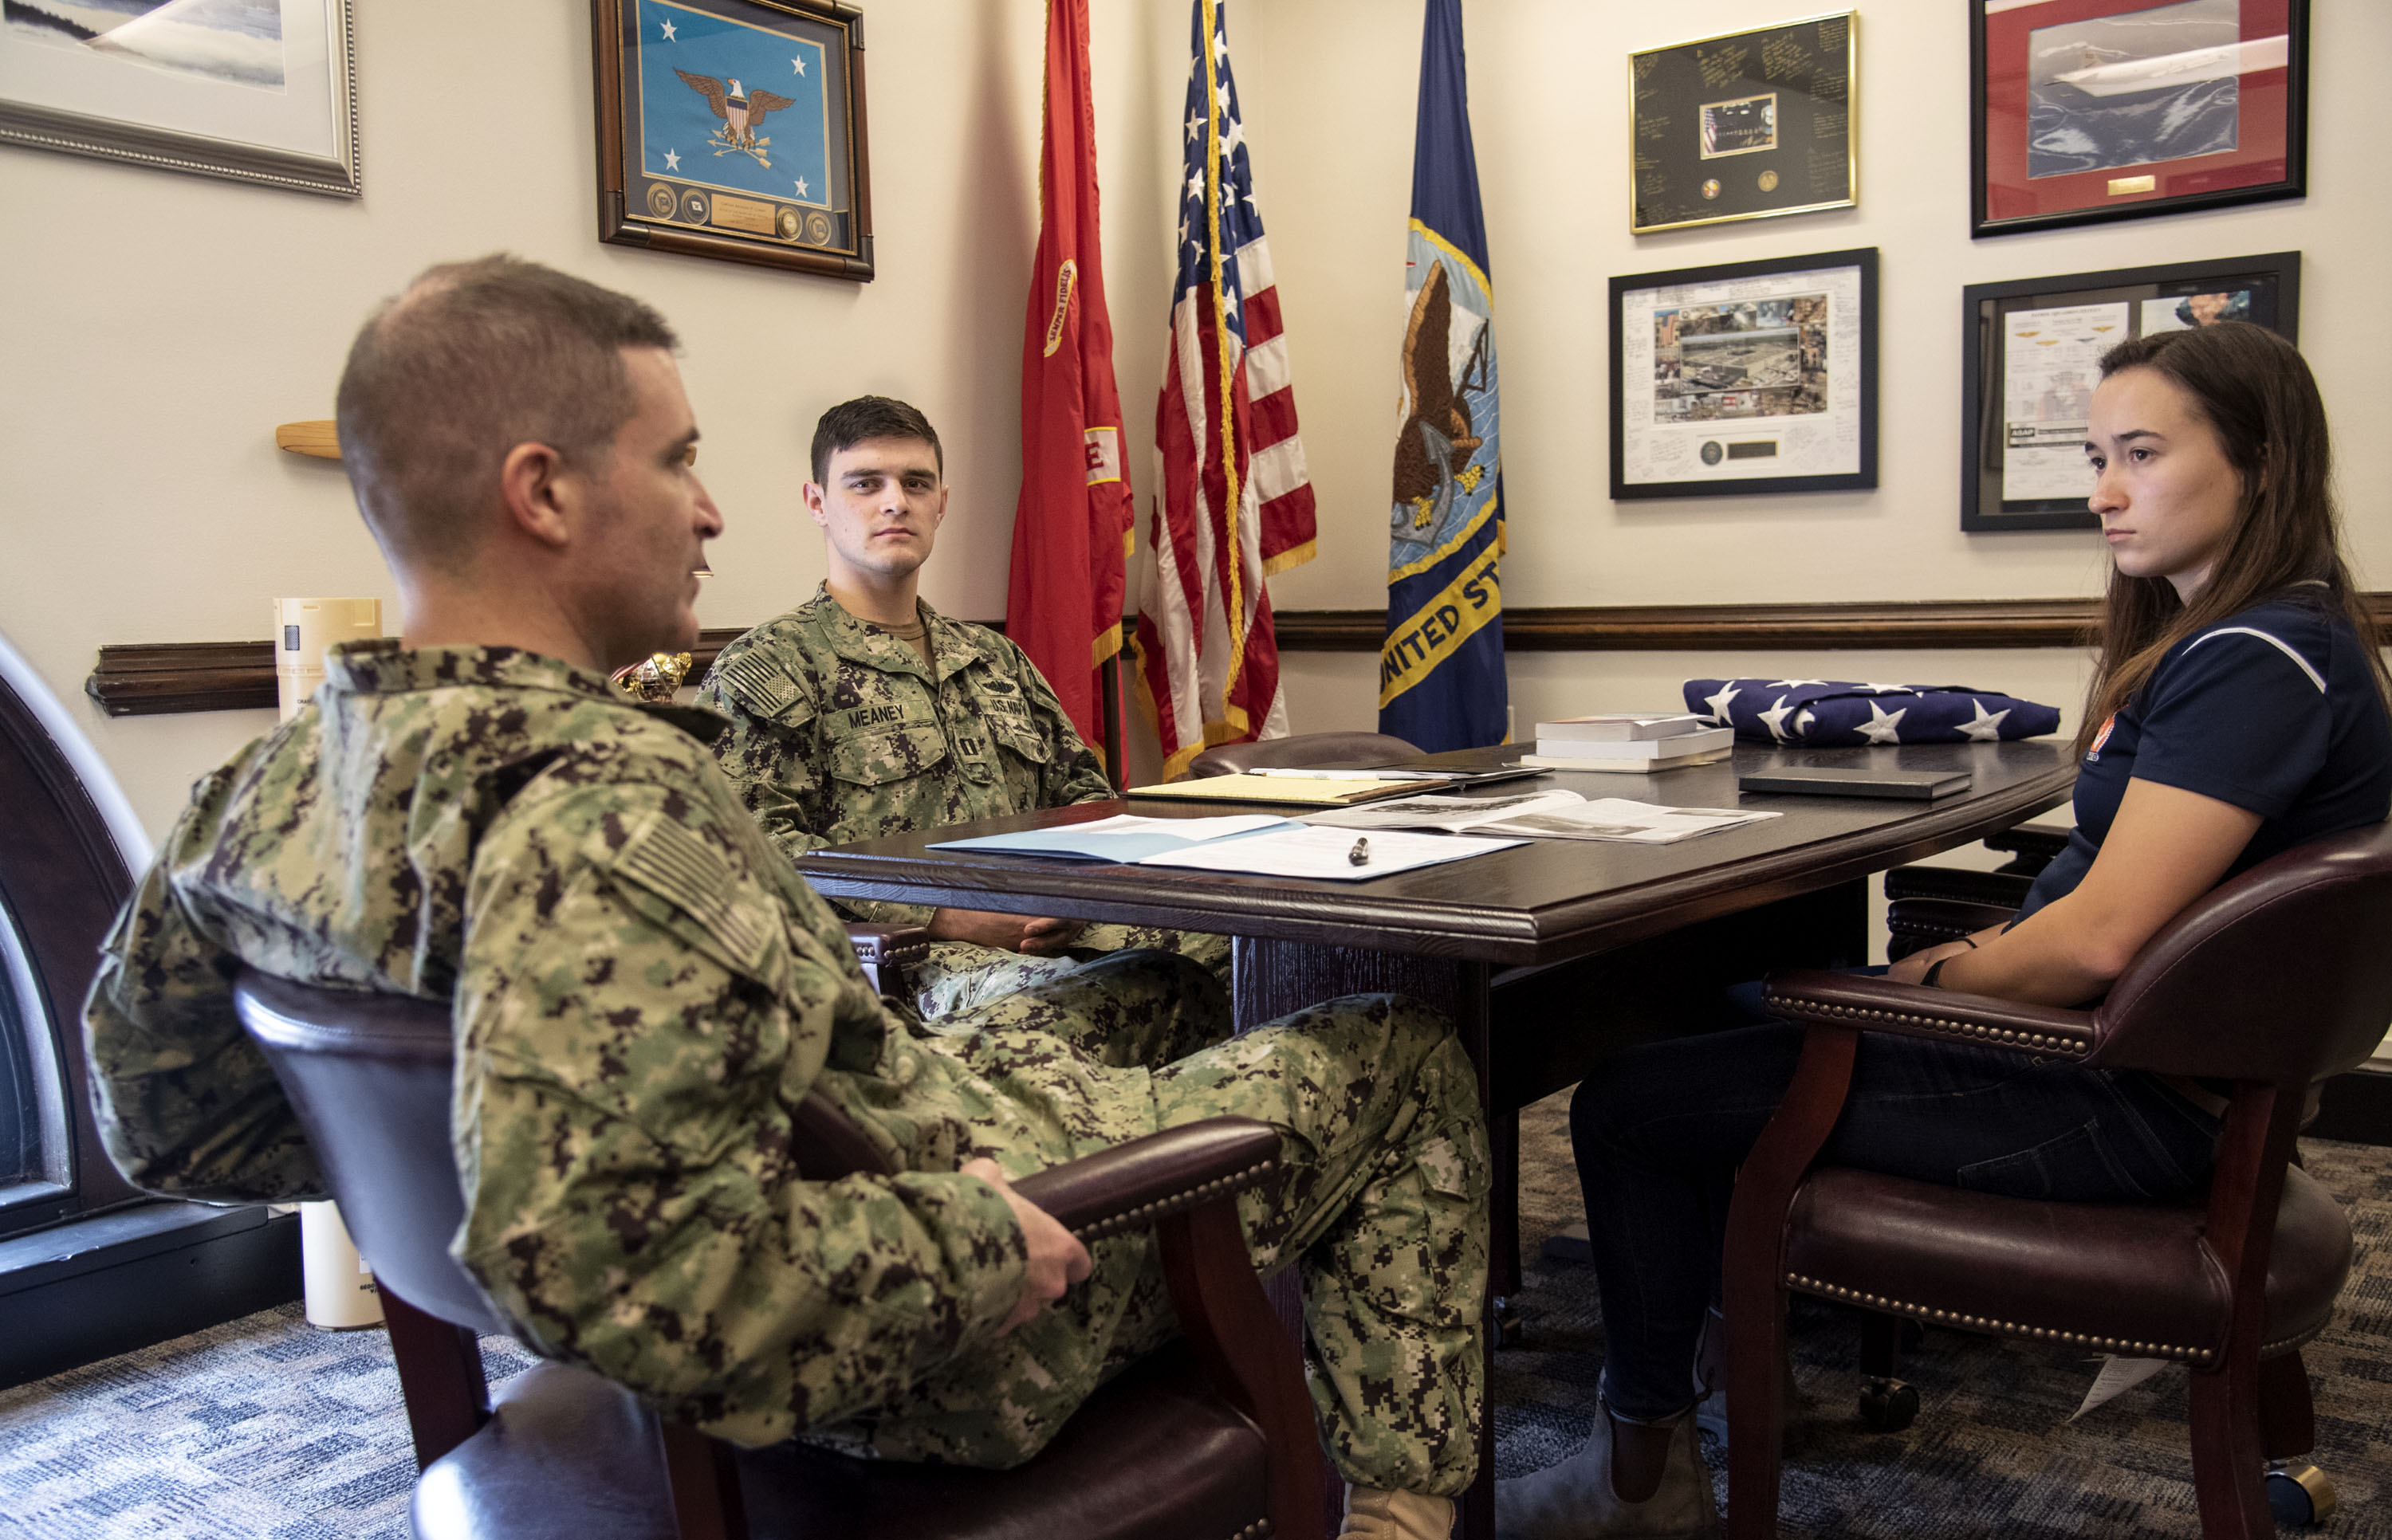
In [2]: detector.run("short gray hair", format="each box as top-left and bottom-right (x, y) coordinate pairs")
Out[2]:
(334, 255), (679, 572)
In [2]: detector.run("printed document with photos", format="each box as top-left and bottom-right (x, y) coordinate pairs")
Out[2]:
(1305, 789), (1778, 844)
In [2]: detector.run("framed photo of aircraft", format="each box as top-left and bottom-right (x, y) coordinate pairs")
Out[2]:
(1608, 248), (1879, 501)
(594, 0), (873, 280)
(1971, 0), (2308, 238)
(0, 0), (359, 196)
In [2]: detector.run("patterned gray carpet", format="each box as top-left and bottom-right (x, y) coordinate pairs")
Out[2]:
(1500, 1090), (2392, 1538)
(2, 1092), (2387, 1538)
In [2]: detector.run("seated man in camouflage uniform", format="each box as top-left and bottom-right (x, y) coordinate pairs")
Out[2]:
(695, 395), (1229, 1020)
(82, 257), (1481, 1540)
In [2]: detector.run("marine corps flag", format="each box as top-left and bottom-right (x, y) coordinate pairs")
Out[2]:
(1380, 0), (1506, 752)
(1007, 0), (1132, 756)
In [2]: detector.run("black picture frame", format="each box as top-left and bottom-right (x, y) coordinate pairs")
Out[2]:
(1608, 248), (1879, 501)
(592, 0), (874, 280)
(1960, 251), (2300, 532)
(1970, 0), (2308, 239)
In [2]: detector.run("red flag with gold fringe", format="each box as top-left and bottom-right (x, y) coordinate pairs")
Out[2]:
(1006, 0), (1132, 757)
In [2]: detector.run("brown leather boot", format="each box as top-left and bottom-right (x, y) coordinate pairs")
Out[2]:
(1493, 1400), (1720, 1539)
(1340, 1486), (1457, 1539)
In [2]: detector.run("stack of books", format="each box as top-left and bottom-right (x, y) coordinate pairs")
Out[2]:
(1521, 713), (1734, 773)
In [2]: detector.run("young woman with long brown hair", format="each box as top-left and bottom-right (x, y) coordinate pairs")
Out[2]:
(1499, 324), (2392, 1540)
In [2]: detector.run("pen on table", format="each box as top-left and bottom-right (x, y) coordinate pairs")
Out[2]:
(1347, 838), (1371, 867)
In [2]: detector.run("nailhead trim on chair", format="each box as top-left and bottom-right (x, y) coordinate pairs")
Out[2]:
(1070, 1159), (1279, 1244)
(1765, 998), (2092, 1056)
(2263, 1322), (2330, 1357)
(1894, 919), (1980, 942)
(1226, 1522), (1271, 1539)
(1784, 1273), (2215, 1363)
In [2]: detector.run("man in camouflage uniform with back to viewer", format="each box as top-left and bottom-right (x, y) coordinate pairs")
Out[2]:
(81, 257), (1482, 1540)
(695, 395), (1230, 1021)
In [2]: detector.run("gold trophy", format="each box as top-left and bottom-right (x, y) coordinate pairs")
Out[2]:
(612, 651), (693, 702)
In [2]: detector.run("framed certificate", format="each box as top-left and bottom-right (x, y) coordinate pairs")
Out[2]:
(1609, 249), (1878, 501)
(1959, 252), (2300, 531)
(1629, 12), (1856, 234)
(1971, 0), (2307, 238)
(593, 0), (874, 280)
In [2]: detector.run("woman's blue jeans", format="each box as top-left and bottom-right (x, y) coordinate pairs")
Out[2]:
(1570, 976), (2221, 1421)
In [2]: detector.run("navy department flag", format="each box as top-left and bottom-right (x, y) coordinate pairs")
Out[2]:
(1380, 0), (1505, 752)
(1684, 679), (2063, 746)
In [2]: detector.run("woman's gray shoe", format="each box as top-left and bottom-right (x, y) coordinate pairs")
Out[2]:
(1493, 1404), (1720, 1540)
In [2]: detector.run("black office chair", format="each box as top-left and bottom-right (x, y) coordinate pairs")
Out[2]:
(230, 969), (1328, 1540)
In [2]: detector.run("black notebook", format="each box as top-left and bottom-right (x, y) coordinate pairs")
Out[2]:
(1737, 766), (1974, 800)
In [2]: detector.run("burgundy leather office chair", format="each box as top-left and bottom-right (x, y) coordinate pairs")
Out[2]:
(230, 968), (1328, 1540)
(1880, 823), (2070, 958)
(1189, 732), (1422, 777)
(1720, 820), (2392, 1538)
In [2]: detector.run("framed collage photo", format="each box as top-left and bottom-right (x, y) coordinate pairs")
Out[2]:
(1629, 12), (1856, 235)
(594, 0), (873, 280)
(0, 0), (360, 197)
(1610, 248), (1879, 501)
(1960, 250), (2300, 532)
(1972, 0), (2308, 238)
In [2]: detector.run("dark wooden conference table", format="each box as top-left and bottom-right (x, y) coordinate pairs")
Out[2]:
(796, 737), (2075, 1537)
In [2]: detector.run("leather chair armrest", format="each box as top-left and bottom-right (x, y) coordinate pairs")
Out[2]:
(1985, 822), (2073, 876)
(1761, 968), (2097, 1059)
(1884, 897), (2024, 961)
(1013, 1118), (1281, 1243)
(1883, 866), (2034, 910)
(842, 923), (932, 966)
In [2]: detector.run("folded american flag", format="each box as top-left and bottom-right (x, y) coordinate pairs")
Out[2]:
(1682, 678), (2062, 745)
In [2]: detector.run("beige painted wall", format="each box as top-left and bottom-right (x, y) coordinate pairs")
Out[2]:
(0, 0), (1191, 836)
(5, 0), (2385, 839)
(1241, 0), (2390, 746)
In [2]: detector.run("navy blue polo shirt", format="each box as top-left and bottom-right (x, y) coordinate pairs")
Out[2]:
(2014, 594), (2392, 923)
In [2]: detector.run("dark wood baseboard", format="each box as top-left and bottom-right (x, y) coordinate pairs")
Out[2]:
(0, 1203), (301, 1389)
(86, 595), (2392, 716)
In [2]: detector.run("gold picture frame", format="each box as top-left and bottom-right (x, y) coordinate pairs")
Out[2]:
(1630, 11), (1856, 235)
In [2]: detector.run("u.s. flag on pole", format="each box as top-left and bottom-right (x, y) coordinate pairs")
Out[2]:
(1132, 0), (1316, 780)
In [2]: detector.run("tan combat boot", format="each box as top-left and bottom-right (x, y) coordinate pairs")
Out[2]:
(1492, 1400), (1719, 1540)
(1340, 1486), (1457, 1539)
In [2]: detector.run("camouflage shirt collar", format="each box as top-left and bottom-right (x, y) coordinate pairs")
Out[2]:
(325, 640), (730, 743)
(812, 585), (991, 678)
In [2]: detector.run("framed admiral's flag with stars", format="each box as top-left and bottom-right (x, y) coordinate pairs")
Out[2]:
(594, 0), (871, 280)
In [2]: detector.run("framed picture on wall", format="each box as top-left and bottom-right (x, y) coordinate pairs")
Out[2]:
(1971, 0), (2308, 238)
(1628, 11), (1857, 234)
(594, 0), (874, 280)
(1960, 251), (2300, 532)
(1609, 248), (1878, 501)
(0, 0), (359, 196)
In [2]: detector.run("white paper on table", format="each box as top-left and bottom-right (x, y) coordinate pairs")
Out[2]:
(1305, 789), (1585, 832)
(1060, 814), (1289, 841)
(1307, 791), (1776, 844)
(1481, 796), (1778, 843)
(1135, 827), (1524, 881)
